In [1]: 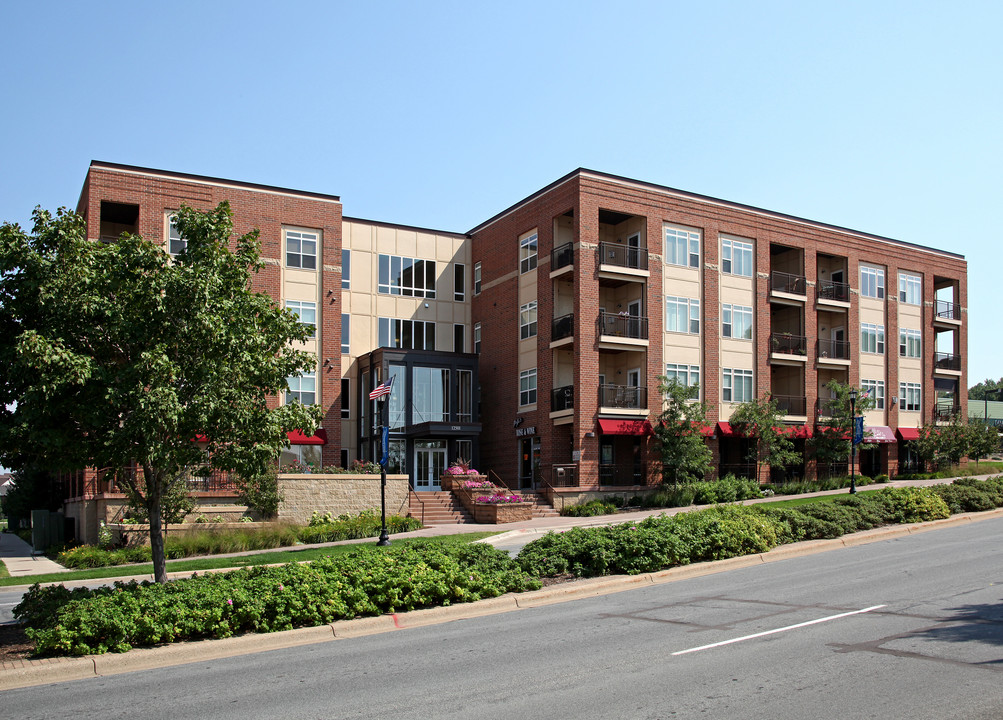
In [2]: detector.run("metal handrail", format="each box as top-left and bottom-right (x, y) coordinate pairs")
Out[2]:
(818, 280), (850, 302)
(817, 338), (851, 359)
(770, 332), (807, 355)
(598, 241), (649, 270)
(552, 312), (574, 340)
(598, 310), (649, 339)
(552, 241), (574, 270)
(770, 270), (807, 296)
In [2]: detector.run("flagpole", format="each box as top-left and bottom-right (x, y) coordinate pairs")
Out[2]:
(376, 374), (393, 546)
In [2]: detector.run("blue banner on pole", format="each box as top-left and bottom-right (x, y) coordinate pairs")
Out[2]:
(853, 416), (864, 446)
(380, 426), (390, 467)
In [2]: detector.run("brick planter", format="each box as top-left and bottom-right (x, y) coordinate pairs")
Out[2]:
(471, 501), (533, 524)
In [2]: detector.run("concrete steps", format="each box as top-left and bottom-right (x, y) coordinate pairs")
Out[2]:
(409, 491), (474, 526)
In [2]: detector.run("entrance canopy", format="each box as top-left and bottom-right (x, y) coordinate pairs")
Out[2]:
(862, 426), (896, 444)
(896, 427), (921, 441)
(598, 418), (653, 436)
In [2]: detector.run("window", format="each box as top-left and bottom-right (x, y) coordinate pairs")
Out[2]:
(899, 272), (921, 305)
(453, 324), (464, 353)
(900, 382), (922, 412)
(341, 378), (350, 418)
(665, 226), (700, 268)
(722, 303), (753, 339)
(167, 214), (186, 255)
(665, 363), (700, 399)
(286, 229), (318, 270)
(285, 300), (317, 337)
(457, 371), (473, 422)
(520, 232), (538, 274)
(413, 367), (449, 423)
(861, 379), (885, 409)
(377, 254), (436, 298)
(342, 249), (351, 289)
(861, 323), (885, 354)
(286, 371), (316, 405)
(520, 301), (538, 340)
(899, 328), (921, 358)
(454, 264), (465, 301)
(722, 368), (753, 403)
(519, 368), (537, 406)
(474, 262), (481, 295)
(721, 238), (753, 277)
(378, 318), (436, 350)
(666, 296), (700, 334)
(474, 323), (481, 353)
(341, 314), (350, 354)
(860, 265), (885, 299)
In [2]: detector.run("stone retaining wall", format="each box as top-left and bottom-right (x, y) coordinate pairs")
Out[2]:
(277, 473), (410, 525)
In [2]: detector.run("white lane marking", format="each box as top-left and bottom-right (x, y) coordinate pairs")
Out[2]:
(672, 604), (887, 656)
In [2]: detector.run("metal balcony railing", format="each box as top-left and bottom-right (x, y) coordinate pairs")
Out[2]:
(771, 270), (807, 296)
(774, 395), (807, 416)
(599, 384), (647, 409)
(598, 241), (648, 270)
(817, 338), (851, 360)
(770, 332), (807, 355)
(552, 312), (574, 341)
(551, 385), (574, 412)
(934, 352), (962, 371)
(818, 279), (850, 302)
(551, 241), (574, 270)
(934, 403), (962, 421)
(598, 311), (649, 340)
(935, 299), (961, 320)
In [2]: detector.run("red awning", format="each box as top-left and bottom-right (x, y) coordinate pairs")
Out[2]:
(779, 425), (813, 439)
(288, 428), (329, 445)
(897, 427), (921, 441)
(716, 421), (739, 437)
(862, 426), (896, 444)
(598, 419), (653, 436)
(698, 423), (714, 438)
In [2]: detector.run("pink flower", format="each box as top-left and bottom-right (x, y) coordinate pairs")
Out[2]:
(226, 599), (233, 606)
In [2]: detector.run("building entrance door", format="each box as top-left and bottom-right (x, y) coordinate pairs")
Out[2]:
(415, 440), (447, 491)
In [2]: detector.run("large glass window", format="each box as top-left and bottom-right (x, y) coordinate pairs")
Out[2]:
(286, 229), (318, 270)
(861, 379), (885, 409)
(413, 367), (449, 423)
(665, 363), (700, 399)
(665, 226), (700, 268)
(721, 238), (753, 277)
(861, 322), (885, 354)
(379, 318), (436, 350)
(458, 369), (473, 422)
(722, 303), (753, 339)
(861, 265), (885, 299)
(722, 368), (753, 403)
(899, 328), (921, 358)
(454, 264), (465, 301)
(666, 296), (699, 334)
(341, 314), (350, 354)
(899, 272), (921, 305)
(388, 365), (407, 430)
(342, 249), (351, 289)
(900, 382), (922, 412)
(378, 254), (436, 298)
(520, 368), (537, 406)
(520, 233), (538, 274)
(286, 371), (316, 405)
(285, 300), (317, 337)
(520, 301), (538, 340)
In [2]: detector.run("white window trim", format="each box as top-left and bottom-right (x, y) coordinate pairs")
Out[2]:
(666, 296), (700, 335)
(520, 232), (538, 274)
(519, 368), (537, 406)
(520, 300), (538, 340)
(664, 225), (701, 269)
(721, 237), (754, 277)
(860, 265), (886, 299)
(285, 228), (319, 270)
(898, 272), (921, 305)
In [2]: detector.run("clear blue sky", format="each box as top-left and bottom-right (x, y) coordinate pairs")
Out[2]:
(1, 0), (1000, 385)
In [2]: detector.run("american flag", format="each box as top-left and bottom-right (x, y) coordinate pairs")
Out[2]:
(368, 375), (395, 400)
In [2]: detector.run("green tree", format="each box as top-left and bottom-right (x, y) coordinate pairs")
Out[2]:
(729, 394), (802, 484)
(937, 416), (970, 465)
(911, 424), (943, 471)
(810, 380), (876, 475)
(0, 204), (322, 582)
(966, 421), (1000, 465)
(969, 378), (1003, 401)
(653, 378), (712, 484)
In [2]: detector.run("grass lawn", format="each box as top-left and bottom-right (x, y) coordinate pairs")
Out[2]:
(0, 532), (499, 588)
(0, 559), (8, 579)
(754, 490), (882, 509)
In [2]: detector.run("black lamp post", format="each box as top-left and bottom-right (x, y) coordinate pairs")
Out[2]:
(849, 388), (858, 494)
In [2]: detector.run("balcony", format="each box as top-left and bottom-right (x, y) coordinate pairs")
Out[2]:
(770, 333), (807, 365)
(598, 241), (648, 271)
(599, 463), (646, 487)
(599, 384), (647, 410)
(817, 279), (851, 307)
(934, 299), (962, 325)
(774, 394), (807, 417)
(770, 270), (807, 298)
(598, 310), (649, 347)
(552, 312), (574, 342)
(551, 385), (574, 413)
(934, 402), (962, 422)
(817, 338), (851, 363)
(551, 242), (573, 275)
(934, 352), (962, 374)
(816, 396), (840, 420)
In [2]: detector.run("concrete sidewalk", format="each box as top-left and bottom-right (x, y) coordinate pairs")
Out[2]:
(0, 532), (68, 579)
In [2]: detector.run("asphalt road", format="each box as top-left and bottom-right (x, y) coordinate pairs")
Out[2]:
(4, 517), (1003, 719)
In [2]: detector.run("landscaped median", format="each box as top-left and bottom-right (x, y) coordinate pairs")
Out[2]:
(12, 477), (1003, 659)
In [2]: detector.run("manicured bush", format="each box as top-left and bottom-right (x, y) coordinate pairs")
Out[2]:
(873, 487), (950, 524)
(560, 499), (619, 517)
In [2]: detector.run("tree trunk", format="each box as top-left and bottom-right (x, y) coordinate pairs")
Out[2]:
(143, 463), (168, 584)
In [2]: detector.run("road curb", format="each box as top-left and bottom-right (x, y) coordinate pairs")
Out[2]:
(4, 506), (1003, 690)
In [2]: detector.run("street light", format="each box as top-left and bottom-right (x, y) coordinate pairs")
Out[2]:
(849, 388), (858, 495)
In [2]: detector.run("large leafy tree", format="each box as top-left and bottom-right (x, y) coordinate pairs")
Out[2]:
(653, 378), (712, 484)
(969, 378), (1003, 401)
(810, 380), (876, 475)
(966, 421), (1000, 465)
(728, 394), (801, 484)
(0, 203), (322, 582)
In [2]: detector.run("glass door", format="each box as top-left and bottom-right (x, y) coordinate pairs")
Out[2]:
(415, 440), (447, 491)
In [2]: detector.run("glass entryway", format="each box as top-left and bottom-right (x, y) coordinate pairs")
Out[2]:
(415, 440), (447, 491)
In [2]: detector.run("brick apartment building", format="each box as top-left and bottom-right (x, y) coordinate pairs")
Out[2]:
(70, 161), (967, 506)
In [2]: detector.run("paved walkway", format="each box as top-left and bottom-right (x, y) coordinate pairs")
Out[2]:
(0, 532), (68, 578)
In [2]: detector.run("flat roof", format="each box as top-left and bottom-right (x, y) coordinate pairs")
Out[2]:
(468, 167), (966, 262)
(343, 215), (467, 239)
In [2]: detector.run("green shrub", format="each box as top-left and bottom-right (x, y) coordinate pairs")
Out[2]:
(561, 499), (618, 517)
(875, 487), (950, 523)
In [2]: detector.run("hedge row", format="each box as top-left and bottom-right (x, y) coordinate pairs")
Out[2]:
(17, 541), (540, 656)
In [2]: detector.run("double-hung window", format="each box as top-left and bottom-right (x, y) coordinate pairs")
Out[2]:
(285, 300), (317, 337)
(722, 368), (753, 403)
(519, 368), (537, 406)
(899, 328), (921, 358)
(664, 226), (700, 268)
(721, 238), (753, 277)
(378, 254), (437, 298)
(899, 273), (921, 304)
(860, 265), (885, 299)
(341, 249), (351, 289)
(861, 379), (885, 409)
(167, 214), (186, 255)
(474, 323), (481, 353)
(454, 264), (465, 301)
(520, 301), (538, 340)
(287, 372), (316, 405)
(666, 296), (700, 334)
(520, 233), (538, 274)
(900, 382), (921, 411)
(474, 262), (482, 295)
(341, 314), (350, 354)
(286, 229), (318, 270)
(722, 303), (753, 339)
(665, 363), (700, 399)
(861, 323), (885, 354)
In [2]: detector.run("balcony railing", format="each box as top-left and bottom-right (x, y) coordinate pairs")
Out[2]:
(770, 270), (807, 296)
(551, 241), (574, 270)
(552, 312), (574, 341)
(598, 311), (649, 340)
(598, 241), (648, 271)
(817, 338), (851, 360)
(774, 394), (807, 416)
(770, 332), (807, 355)
(599, 384), (647, 409)
(934, 402), (962, 421)
(816, 396), (840, 418)
(551, 385), (574, 412)
(934, 352), (961, 371)
(599, 463), (646, 486)
(818, 279), (850, 302)
(935, 299), (960, 321)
